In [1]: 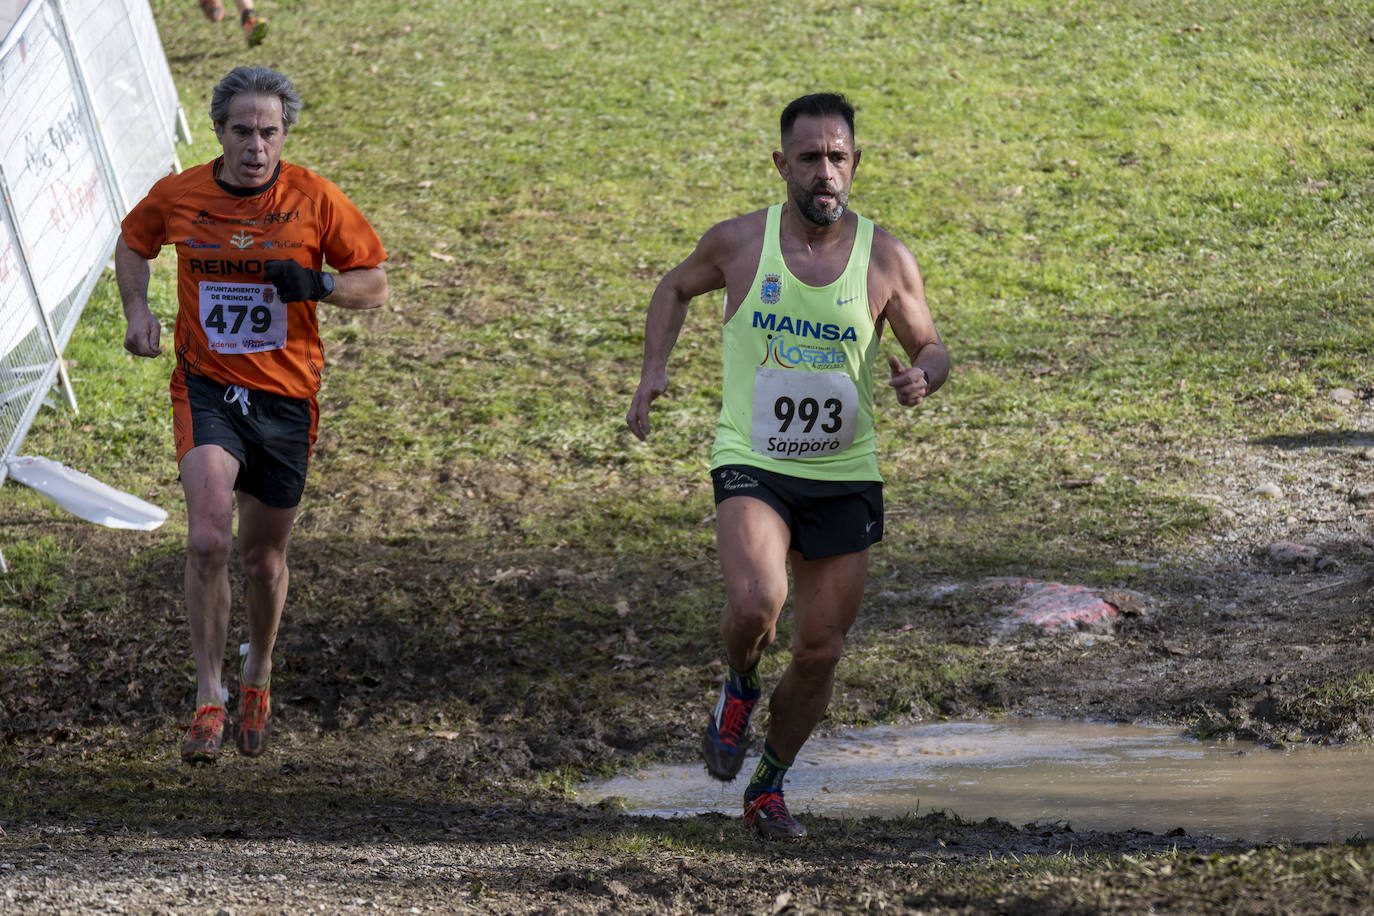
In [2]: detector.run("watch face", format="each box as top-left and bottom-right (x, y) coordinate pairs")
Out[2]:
(321, 273), (335, 297)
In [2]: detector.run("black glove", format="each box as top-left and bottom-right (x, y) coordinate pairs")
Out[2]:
(263, 259), (327, 302)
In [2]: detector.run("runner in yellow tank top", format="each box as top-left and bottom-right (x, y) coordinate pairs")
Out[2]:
(712, 202), (879, 481)
(628, 93), (949, 841)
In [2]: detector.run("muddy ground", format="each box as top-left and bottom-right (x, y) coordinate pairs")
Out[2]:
(3, 432), (1374, 914)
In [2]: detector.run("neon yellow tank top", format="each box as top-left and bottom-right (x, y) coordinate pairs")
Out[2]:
(710, 204), (880, 482)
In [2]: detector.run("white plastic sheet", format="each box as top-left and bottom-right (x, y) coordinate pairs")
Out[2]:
(6, 454), (166, 530)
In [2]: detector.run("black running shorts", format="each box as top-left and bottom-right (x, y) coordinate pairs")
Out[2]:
(171, 370), (316, 509)
(710, 464), (883, 560)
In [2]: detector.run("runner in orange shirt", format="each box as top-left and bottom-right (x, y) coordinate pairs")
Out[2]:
(117, 66), (388, 764)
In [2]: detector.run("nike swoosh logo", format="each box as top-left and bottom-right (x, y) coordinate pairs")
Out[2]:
(837, 296), (858, 306)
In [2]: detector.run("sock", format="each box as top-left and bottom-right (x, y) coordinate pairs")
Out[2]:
(198, 686), (228, 707)
(746, 742), (789, 796)
(728, 661), (761, 696)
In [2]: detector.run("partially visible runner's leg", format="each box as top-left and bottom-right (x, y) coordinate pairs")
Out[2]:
(703, 495), (790, 780)
(234, 491), (295, 757)
(743, 547), (868, 839)
(179, 445), (240, 764)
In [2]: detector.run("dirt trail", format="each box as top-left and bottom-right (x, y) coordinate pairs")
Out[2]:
(3, 431), (1373, 913)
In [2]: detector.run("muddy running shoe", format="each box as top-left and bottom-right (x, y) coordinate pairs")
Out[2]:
(701, 682), (759, 781)
(236, 678), (271, 757)
(743, 789), (807, 841)
(181, 703), (226, 764)
(242, 10), (268, 46)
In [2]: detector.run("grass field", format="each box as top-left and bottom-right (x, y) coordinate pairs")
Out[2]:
(3, 0), (1374, 912)
(19, 0), (1373, 576)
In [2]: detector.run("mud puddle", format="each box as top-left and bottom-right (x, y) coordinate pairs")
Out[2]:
(582, 720), (1374, 843)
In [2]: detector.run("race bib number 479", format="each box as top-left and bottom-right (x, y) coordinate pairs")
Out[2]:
(198, 282), (287, 354)
(750, 367), (858, 459)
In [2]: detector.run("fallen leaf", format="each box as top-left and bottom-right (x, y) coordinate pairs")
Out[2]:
(488, 567), (530, 583)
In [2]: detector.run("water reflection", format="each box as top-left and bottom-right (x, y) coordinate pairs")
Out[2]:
(580, 720), (1374, 843)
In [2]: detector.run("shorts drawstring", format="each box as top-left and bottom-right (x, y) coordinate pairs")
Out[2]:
(224, 384), (252, 416)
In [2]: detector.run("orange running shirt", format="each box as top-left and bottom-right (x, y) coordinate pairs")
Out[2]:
(121, 158), (387, 399)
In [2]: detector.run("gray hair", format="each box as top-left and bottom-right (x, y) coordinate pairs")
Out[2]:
(209, 66), (302, 130)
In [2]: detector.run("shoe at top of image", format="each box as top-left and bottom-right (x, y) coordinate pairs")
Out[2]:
(242, 10), (268, 47)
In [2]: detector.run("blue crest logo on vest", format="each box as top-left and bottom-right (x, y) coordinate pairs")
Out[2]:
(760, 273), (782, 304)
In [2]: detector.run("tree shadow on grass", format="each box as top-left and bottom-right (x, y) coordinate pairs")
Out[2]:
(1252, 430), (1374, 451)
(0, 524), (721, 773)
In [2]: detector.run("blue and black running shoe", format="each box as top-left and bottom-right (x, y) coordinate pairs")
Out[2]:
(701, 681), (759, 781)
(743, 788), (807, 841)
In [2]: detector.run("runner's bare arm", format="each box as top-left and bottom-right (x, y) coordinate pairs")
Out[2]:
(115, 236), (162, 358)
(324, 265), (388, 310)
(626, 223), (737, 441)
(872, 228), (948, 407)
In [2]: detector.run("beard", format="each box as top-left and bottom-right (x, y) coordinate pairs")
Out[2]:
(793, 182), (849, 226)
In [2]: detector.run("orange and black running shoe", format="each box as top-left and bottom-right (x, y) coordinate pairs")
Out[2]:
(242, 9), (268, 46)
(181, 703), (226, 765)
(236, 678), (271, 757)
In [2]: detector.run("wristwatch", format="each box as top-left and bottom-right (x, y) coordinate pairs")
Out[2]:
(319, 272), (335, 299)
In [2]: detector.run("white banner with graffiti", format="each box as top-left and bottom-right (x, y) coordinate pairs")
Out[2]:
(0, 0), (182, 470)
(0, 0), (118, 345)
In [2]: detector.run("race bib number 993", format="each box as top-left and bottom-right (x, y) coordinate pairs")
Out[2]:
(198, 282), (288, 354)
(750, 367), (858, 459)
